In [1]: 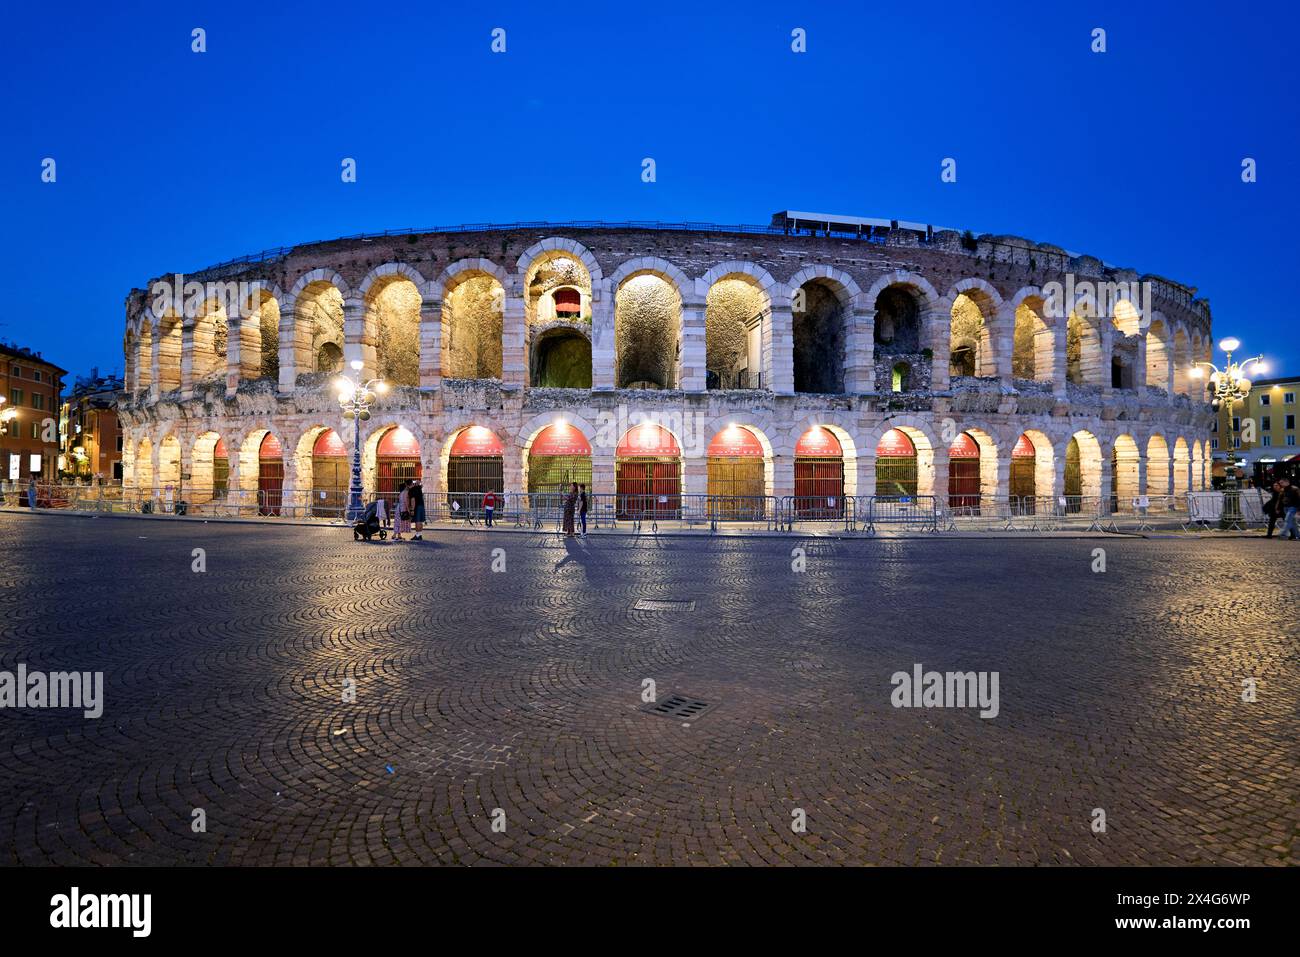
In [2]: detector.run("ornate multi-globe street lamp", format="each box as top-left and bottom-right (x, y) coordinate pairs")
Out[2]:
(1190, 337), (1265, 490)
(335, 360), (387, 522)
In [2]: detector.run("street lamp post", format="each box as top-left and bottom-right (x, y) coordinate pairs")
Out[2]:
(1190, 337), (1266, 491)
(334, 360), (388, 522)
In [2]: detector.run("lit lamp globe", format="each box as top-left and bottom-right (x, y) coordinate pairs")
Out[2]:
(1218, 337), (1240, 353)
(1236, 378), (1251, 393)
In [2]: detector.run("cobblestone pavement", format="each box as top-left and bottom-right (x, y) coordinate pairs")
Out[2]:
(0, 511), (1295, 866)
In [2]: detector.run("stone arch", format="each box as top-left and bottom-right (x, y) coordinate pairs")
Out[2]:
(1065, 430), (1104, 499)
(191, 430), (227, 501)
(1066, 309), (1104, 387)
(157, 433), (182, 489)
(700, 261), (782, 303)
(515, 238), (604, 285)
(436, 423), (505, 495)
(944, 279), (1003, 379)
(1146, 433), (1171, 498)
(1008, 287), (1054, 382)
(531, 324), (591, 388)
(240, 284), (283, 382)
(135, 324), (153, 391)
(862, 416), (937, 498)
(363, 272), (424, 386)
(614, 261), (684, 389)
(701, 416), (777, 499)
(1190, 439), (1205, 492)
(519, 415), (597, 494)
(1146, 313), (1171, 391)
(436, 264), (504, 380)
(790, 418), (860, 499)
(947, 424), (1001, 506)
(1011, 428), (1056, 505)
(705, 270), (771, 390)
(788, 266), (860, 395)
(285, 273), (347, 383)
(154, 310), (183, 392)
(191, 297), (228, 386)
(867, 273), (939, 381)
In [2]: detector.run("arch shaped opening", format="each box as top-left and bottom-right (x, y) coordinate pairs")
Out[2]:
(1064, 431), (1103, 505)
(875, 428), (917, 500)
(793, 426), (844, 516)
(532, 328), (592, 388)
(258, 431), (284, 515)
(1146, 435), (1170, 498)
(297, 281), (345, 382)
(1173, 328), (1191, 395)
(157, 315), (183, 392)
(310, 427), (349, 517)
(193, 300), (227, 386)
(136, 324), (153, 391)
(365, 276), (421, 386)
(1172, 437), (1191, 496)
(949, 292), (994, 378)
(947, 432), (983, 510)
(792, 279), (847, 394)
(526, 254), (592, 326)
(445, 426), (500, 507)
(527, 422), (592, 494)
(443, 273), (503, 380)
(706, 276), (767, 390)
(1012, 298), (1052, 381)
(615, 273), (680, 389)
(873, 285), (922, 354)
(253, 291), (281, 381)
(191, 431), (225, 503)
(1146, 319), (1170, 390)
(615, 424), (681, 517)
(135, 437), (154, 490)
(707, 424), (768, 518)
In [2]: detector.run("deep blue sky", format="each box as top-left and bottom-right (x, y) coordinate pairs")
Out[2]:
(4, 1), (1297, 380)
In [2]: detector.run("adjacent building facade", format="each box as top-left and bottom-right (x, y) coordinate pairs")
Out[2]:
(61, 368), (125, 482)
(1, 342), (66, 483)
(1214, 375), (1300, 481)
(116, 217), (1216, 514)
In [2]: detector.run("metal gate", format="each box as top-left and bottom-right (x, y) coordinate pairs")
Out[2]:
(707, 457), (766, 519)
(948, 458), (980, 510)
(616, 458), (680, 518)
(875, 455), (918, 499)
(794, 457), (844, 517)
(258, 460), (283, 516)
(378, 456), (423, 516)
(527, 454), (591, 494)
(312, 456), (349, 518)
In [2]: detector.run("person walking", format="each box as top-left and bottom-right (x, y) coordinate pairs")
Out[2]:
(393, 481), (410, 541)
(1282, 479), (1300, 541)
(482, 489), (497, 528)
(562, 482), (578, 537)
(578, 483), (589, 537)
(410, 479), (426, 541)
(27, 477), (38, 510)
(1263, 482), (1283, 538)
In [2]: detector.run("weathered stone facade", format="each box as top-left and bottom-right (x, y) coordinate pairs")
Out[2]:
(118, 223), (1216, 507)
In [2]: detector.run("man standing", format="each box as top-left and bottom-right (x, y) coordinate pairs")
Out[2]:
(27, 477), (38, 510)
(409, 479), (425, 541)
(482, 490), (497, 528)
(1282, 479), (1300, 541)
(579, 483), (589, 537)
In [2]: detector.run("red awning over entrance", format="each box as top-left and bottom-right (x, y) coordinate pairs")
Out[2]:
(378, 426), (422, 457)
(213, 438), (226, 458)
(876, 428), (915, 457)
(617, 423), (680, 457)
(259, 432), (282, 458)
(708, 425), (764, 458)
(313, 428), (347, 456)
(948, 433), (979, 458)
(530, 422), (591, 457)
(795, 426), (841, 457)
(1012, 434), (1036, 458)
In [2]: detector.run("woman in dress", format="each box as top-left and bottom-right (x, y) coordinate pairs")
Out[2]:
(562, 482), (578, 537)
(393, 481), (410, 541)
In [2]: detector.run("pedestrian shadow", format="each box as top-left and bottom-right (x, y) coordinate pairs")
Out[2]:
(553, 536), (595, 570)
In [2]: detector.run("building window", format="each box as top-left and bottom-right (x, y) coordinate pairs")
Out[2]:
(112, 461), (123, 480)
(1289, 435), (1297, 447)
(1211, 438), (1219, 450)
(1262, 436), (1272, 446)
(116, 435), (123, 452)
(1260, 393), (1270, 406)
(32, 393), (43, 411)
(1231, 416), (1240, 432)
(31, 422), (40, 439)
(9, 389), (22, 406)
(31, 370), (41, 382)
(1286, 392), (1296, 404)
(29, 454), (41, 473)
(1211, 419), (1218, 433)
(1262, 416), (1271, 432)
(1233, 437), (1241, 449)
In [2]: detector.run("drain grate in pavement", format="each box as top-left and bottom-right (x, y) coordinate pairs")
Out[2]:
(642, 694), (715, 721)
(633, 598), (696, 612)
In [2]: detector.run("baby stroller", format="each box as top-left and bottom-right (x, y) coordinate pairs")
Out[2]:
(353, 501), (388, 541)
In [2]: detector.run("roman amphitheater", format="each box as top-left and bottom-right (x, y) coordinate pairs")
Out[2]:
(117, 214), (1216, 520)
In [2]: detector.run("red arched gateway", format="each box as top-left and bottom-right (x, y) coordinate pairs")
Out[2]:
(794, 426), (844, 517)
(376, 426), (423, 515)
(527, 422), (592, 493)
(446, 427), (502, 508)
(947, 432), (981, 511)
(312, 428), (348, 517)
(258, 432), (283, 516)
(708, 425), (766, 519)
(212, 438), (229, 498)
(616, 423), (681, 518)
(875, 429), (917, 499)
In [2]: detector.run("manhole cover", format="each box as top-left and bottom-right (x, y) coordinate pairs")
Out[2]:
(642, 694), (715, 721)
(633, 598), (696, 612)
